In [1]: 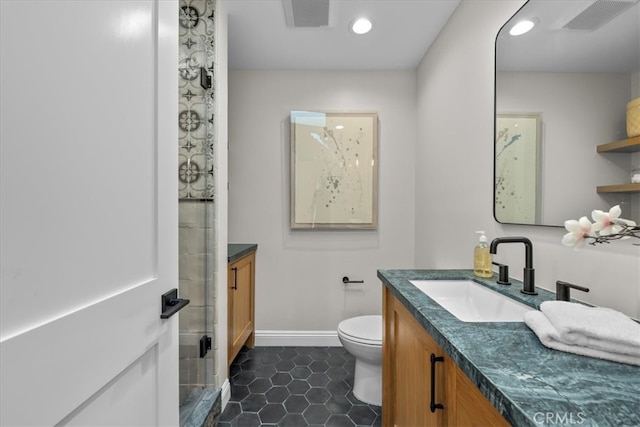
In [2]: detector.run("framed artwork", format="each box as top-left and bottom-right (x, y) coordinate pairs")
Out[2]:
(495, 113), (542, 224)
(290, 111), (378, 229)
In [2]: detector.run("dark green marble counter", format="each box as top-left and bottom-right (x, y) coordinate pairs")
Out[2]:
(228, 244), (257, 263)
(378, 269), (640, 427)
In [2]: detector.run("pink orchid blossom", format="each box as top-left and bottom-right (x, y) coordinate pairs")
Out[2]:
(562, 216), (594, 249)
(563, 205), (639, 248)
(591, 205), (625, 236)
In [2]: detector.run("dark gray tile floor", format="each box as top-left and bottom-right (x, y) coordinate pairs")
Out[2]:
(216, 346), (382, 427)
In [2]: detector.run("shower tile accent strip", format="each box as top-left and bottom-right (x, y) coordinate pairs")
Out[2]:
(216, 346), (382, 427)
(179, 0), (215, 200)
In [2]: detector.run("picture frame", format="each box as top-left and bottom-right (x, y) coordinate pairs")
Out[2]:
(290, 111), (378, 229)
(495, 113), (542, 224)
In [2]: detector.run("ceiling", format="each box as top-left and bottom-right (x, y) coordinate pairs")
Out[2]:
(221, 0), (639, 73)
(497, 0), (640, 73)
(221, 0), (461, 70)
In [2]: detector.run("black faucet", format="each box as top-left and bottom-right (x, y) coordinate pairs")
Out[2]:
(491, 261), (511, 285)
(556, 280), (590, 301)
(489, 237), (537, 295)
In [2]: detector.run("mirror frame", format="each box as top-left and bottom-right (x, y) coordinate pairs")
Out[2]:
(493, 1), (541, 227)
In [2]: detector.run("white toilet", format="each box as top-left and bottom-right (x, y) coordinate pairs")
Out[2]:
(337, 315), (383, 406)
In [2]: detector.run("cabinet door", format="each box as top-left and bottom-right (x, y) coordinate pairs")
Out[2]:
(383, 288), (510, 427)
(384, 289), (446, 427)
(451, 366), (510, 427)
(228, 253), (255, 365)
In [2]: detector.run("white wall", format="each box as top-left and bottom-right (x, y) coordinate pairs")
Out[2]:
(415, 0), (640, 318)
(228, 71), (416, 332)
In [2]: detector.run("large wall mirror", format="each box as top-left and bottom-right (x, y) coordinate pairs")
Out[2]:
(495, 0), (640, 226)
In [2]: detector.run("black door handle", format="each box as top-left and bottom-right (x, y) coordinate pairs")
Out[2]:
(160, 288), (190, 319)
(430, 353), (445, 412)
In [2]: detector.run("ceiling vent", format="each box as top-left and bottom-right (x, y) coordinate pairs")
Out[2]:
(562, 0), (639, 31)
(282, 0), (331, 28)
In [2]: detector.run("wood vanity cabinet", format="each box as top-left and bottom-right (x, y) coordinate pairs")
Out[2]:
(383, 287), (509, 427)
(227, 250), (255, 366)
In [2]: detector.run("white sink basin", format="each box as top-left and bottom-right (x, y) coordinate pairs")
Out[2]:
(409, 280), (532, 322)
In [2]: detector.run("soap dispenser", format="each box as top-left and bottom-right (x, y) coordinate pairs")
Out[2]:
(474, 231), (492, 278)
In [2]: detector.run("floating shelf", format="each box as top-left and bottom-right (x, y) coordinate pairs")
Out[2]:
(596, 183), (640, 193)
(596, 135), (640, 193)
(596, 135), (640, 153)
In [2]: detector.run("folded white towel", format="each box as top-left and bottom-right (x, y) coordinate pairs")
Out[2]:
(539, 301), (640, 357)
(524, 310), (640, 366)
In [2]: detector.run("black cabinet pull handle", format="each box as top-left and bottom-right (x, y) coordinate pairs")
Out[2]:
(430, 353), (445, 412)
(232, 267), (238, 290)
(160, 288), (190, 319)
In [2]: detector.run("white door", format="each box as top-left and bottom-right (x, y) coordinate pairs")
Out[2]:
(0, 1), (179, 426)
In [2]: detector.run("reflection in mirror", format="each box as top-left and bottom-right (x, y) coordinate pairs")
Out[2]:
(495, 0), (640, 226)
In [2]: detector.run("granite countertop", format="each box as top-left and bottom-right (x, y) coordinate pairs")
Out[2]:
(378, 269), (640, 427)
(228, 243), (257, 263)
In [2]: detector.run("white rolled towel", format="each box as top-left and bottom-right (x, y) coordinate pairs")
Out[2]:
(539, 301), (640, 357)
(524, 310), (640, 366)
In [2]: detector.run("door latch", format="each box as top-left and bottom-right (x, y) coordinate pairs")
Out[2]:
(200, 67), (212, 89)
(200, 335), (212, 358)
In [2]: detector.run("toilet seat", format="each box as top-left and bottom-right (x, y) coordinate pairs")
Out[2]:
(338, 315), (382, 346)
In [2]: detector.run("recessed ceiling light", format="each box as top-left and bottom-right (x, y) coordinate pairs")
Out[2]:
(351, 17), (372, 35)
(509, 19), (535, 36)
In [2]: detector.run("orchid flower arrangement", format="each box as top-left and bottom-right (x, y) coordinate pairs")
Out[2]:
(562, 205), (640, 249)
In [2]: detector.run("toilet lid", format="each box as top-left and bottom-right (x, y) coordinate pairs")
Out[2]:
(338, 315), (382, 345)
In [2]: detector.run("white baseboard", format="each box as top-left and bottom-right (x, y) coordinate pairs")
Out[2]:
(254, 330), (341, 347)
(220, 378), (231, 410)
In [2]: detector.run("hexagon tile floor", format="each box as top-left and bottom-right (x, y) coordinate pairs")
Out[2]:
(215, 346), (382, 427)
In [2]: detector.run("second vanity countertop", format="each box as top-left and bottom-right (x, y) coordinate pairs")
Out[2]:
(228, 243), (257, 263)
(378, 269), (640, 427)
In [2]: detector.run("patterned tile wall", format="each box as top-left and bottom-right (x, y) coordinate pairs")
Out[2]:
(178, 0), (217, 406)
(179, 0), (215, 200)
